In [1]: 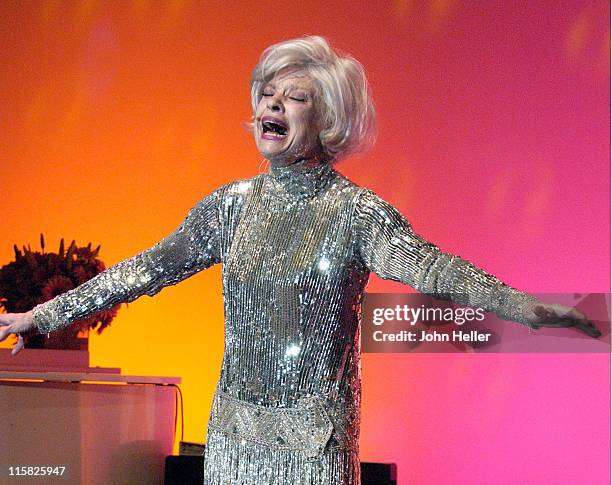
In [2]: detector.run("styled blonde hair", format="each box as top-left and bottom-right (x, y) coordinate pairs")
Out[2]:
(249, 35), (377, 162)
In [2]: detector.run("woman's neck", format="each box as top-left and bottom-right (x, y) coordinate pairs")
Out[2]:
(265, 152), (335, 202)
(268, 151), (331, 171)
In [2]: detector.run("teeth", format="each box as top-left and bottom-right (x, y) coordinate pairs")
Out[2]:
(262, 120), (287, 135)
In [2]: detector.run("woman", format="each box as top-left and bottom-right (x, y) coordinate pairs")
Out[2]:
(0, 36), (600, 484)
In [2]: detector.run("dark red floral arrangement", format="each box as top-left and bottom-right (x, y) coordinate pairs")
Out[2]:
(0, 234), (120, 349)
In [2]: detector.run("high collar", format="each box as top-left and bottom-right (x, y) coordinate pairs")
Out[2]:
(264, 158), (335, 202)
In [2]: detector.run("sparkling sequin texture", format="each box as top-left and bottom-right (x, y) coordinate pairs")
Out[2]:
(32, 160), (539, 484)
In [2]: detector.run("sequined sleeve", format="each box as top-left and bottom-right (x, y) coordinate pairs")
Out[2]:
(31, 187), (224, 334)
(354, 188), (540, 328)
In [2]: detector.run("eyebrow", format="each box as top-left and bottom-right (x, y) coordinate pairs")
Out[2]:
(264, 82), (310, 92)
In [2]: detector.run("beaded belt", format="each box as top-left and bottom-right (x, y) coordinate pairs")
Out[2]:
(208, 390), (341, 462)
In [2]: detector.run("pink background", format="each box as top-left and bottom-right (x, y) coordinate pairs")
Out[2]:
(1, 1), (609, 483)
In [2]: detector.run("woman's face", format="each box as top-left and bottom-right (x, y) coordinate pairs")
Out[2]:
(254, 69), (325, 166)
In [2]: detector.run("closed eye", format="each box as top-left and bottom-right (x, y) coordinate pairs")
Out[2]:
(261, 92), (306, 101)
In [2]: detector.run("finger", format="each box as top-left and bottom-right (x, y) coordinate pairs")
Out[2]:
(572, 318), (602, 338)
(567, 308), (588, 321)
(534, 313), (602, 337)
(0, 325), (14, 343)
(11, 334), (24, 356)
(536, 316), (573, 328)
(535, 305), (580, 327)
(0, 314), (13, 326)
(564, 308), (601, 336)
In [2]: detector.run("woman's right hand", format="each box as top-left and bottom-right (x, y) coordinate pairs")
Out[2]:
(0, 310), (38, 355)
(522, 301), (601, 338)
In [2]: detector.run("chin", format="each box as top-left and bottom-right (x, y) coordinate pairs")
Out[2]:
(257, 145), (289, 161)
(258, 149), (282, 160)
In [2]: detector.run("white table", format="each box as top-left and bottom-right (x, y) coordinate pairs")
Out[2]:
(0, 350), (179, 485)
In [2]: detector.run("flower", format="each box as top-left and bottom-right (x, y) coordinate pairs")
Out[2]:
(72, 265), (90, 284)
(41, 275), (74, 301)
(0, 233), (121, 347)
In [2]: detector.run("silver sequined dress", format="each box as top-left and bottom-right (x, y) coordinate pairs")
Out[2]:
(32, 160), (539, 484)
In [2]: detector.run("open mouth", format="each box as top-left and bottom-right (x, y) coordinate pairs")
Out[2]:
(261, 118), (288, 139)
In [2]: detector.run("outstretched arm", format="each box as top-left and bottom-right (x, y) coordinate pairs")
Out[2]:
(30, 186), (225, 334)
(353, 188), (600, 337)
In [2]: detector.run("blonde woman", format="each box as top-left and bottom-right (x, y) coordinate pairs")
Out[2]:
(0, 36), (599, 484)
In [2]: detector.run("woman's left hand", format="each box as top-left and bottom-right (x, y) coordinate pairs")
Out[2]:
(522, 302), (601, 338)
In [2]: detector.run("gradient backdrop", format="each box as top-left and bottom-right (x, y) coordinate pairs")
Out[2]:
(1, 1), (610, 484)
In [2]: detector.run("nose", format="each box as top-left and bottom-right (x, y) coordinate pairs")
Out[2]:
(267, 93), (284, 113)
